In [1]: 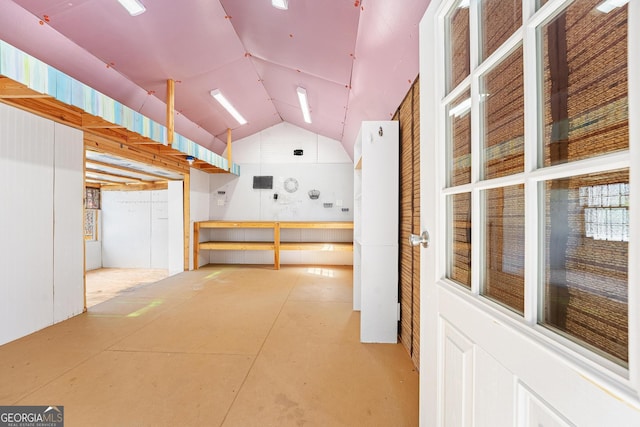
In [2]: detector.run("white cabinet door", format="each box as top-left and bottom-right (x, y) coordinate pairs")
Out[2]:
(360, 244), (398, 343)
(354, 121), (399, 342)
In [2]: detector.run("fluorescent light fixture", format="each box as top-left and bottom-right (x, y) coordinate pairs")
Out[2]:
(596, 0), (628, 13)
(210, 89), (247, 125)
(458, 0), (470, 8)
(117, 0), (146, 16)
(296, 87), (312, 124)
(449, 97), (471, 118)
(272, 0), (288, 10)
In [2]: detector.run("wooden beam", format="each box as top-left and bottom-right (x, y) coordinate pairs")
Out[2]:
(0, 77), (52, 99)
(82, 113), (126, 129)
(196, 166), (227, 173)
(84, 126), (129, 142)
(226, 128), (232, 171)
(0, 97), (82, 127)
(101, 182), (168, 191)
(0, 74), (233, 177)
(85, 133), (189, 174)
(167, 79), (175, 146)
(85, 179), (114, 186)
(164, 151), (190, 156)
(86, 159), (178, 181)
(85, 167), (147, 183)
(85, 175), (131, 185)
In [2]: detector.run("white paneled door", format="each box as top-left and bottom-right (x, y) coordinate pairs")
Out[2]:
(419, 0), (640, 425)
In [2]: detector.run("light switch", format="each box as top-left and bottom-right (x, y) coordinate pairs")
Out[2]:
(217, 199), (225, 206)
(336, 199), (343, 207)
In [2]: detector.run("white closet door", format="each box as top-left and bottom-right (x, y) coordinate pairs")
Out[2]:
(0, 103), (55, 344)
(53, 122), (84, 322)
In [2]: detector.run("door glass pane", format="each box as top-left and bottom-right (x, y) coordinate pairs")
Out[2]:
(481, 46), (525, 180)
(540, 0), (628, 167)
(446, 1), (470, 93)
(541, 169), (629, 365)
(481, 185), (524, 314)
(480, 0), (522, 61)
(447, 90), (472, 187)
(448, 192), (472, 288)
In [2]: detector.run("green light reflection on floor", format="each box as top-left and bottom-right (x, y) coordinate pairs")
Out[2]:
(126, 300), (163, 318)
(205, 270), (224, 280)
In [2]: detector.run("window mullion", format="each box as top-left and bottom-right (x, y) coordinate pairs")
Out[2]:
(469, 0), (479, 74)
(523, 11), (540, 325)
(469, 0), (481, 294)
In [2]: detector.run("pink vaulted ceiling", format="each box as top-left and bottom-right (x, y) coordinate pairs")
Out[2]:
(1, 0), (430, 159)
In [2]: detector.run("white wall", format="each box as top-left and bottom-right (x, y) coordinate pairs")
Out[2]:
(207, 122), (354, 266)
(167, 181), (184, 276)
(216, 122), (354, 221)
(85, 229), (102, 271)
(101, 190), (168, 269)
(0, 103), (84, 345)
(190, 167), (211, 269)
(210, 163), (354, 221)
(229, 122), (352, 164)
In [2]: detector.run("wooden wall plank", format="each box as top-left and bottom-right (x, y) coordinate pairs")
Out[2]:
(397, 76), (420, 369)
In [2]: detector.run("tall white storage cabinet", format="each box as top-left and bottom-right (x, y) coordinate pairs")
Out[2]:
(353, 121), (399, 343)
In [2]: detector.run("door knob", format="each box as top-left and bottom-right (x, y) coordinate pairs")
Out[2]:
(409, 230), (430, 248)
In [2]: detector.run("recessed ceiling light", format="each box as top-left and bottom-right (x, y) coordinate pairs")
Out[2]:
(210, 89), (247, 126)
(117, 0), (146, 16)
(272, 0), (288, 10)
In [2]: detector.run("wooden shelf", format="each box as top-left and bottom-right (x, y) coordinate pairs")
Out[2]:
(199, 241), (275, 251)
(196, 221), (276, 229)
(280, 242), (353, 251)
(194, 221), (353, 270)
(279, 221), (354, 229)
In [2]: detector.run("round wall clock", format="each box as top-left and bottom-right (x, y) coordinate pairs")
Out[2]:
(284, 177), (299, 193)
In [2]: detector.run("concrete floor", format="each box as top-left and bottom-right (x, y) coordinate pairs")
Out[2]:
(0, 265), (419, 426)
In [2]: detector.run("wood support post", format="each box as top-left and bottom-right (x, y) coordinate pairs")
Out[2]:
(226, 128), (232, 171)
(167, 79), (175, 145)
(183, 173), (191, 271)
(193, 222), (199, 270)
(274, 222), (280, 270)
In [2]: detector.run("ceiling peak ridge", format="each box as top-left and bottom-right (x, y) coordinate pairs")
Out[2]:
(249, 55), (351, 89)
